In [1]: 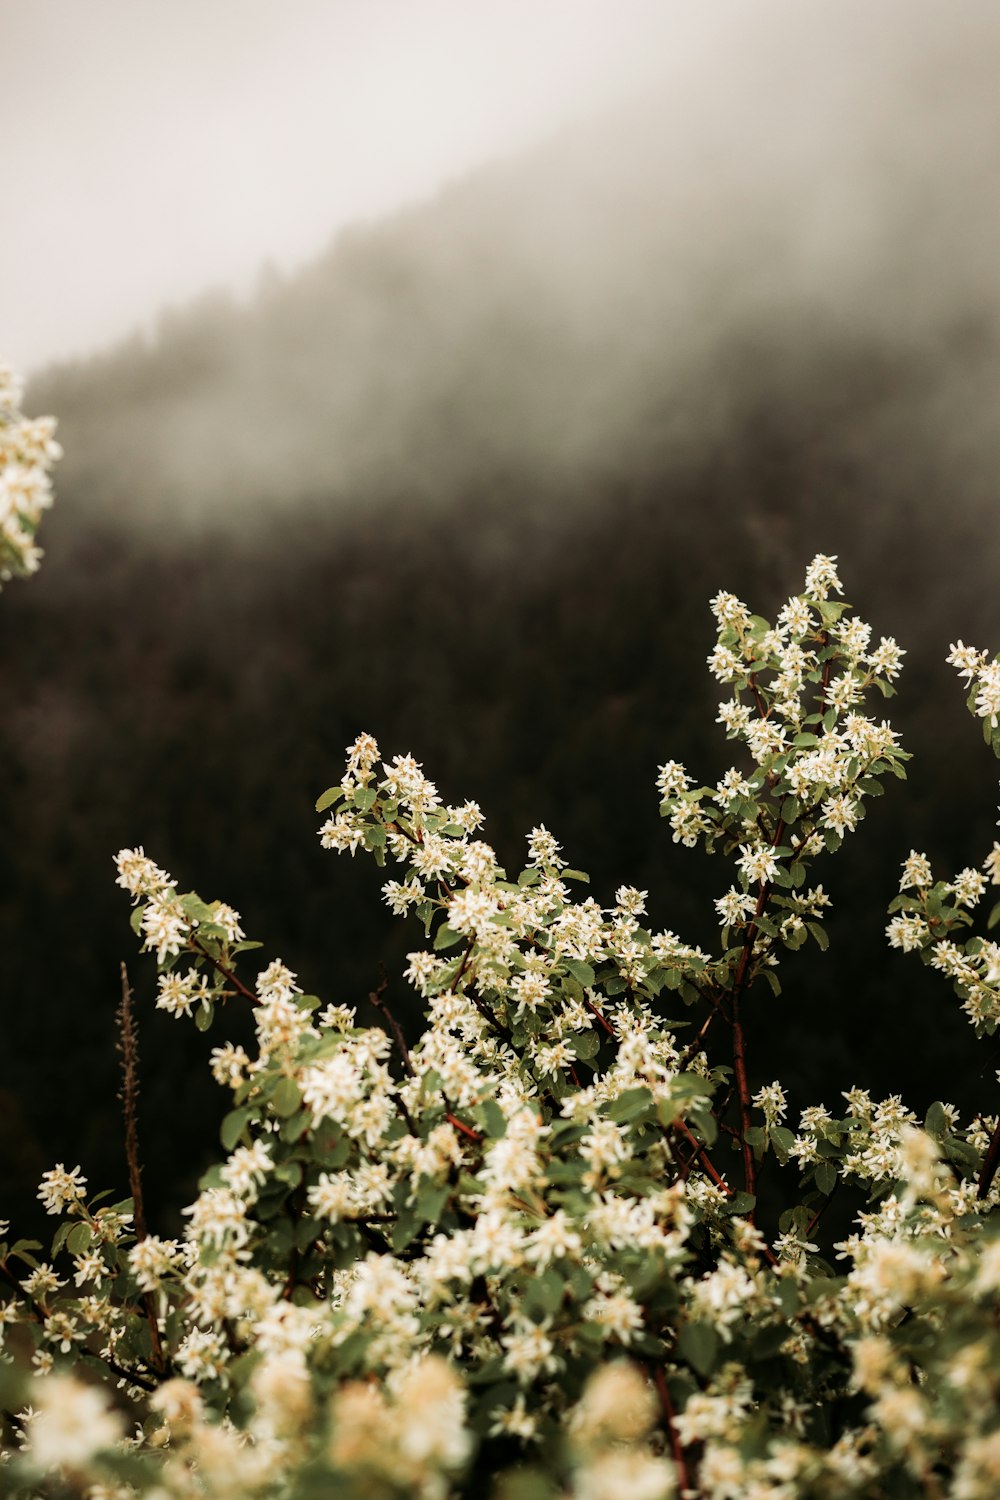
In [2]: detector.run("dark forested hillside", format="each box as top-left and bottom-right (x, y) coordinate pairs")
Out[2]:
(6, 18), (1000, 1232)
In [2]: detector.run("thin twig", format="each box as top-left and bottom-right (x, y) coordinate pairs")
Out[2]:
(583, 993), (617, 1038)
(727, 818), (785, 1216)
(445, 1112), (482, 1144)
(651, 1364), (695, 1498)
(805, 1180), (839, 1239)
(117, 963), (165, 1374)
(977, 1116), (1000, 1200)
(190, 937), (257, 1002)
(367, 971), (414, 1078)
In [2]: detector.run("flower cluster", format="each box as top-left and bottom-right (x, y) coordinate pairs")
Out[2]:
(0, 365), (60, 587)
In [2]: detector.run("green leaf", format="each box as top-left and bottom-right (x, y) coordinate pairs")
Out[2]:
(807, 923), (829, 951)
(315, 785), (344, 813)
(433, 924), (464, 952)
(563, 959), (595, 987)
(66, 1222), (92, 1257)
(272, 1077), (302, 1118)
(727, 1191), (757, 1216)
(524, 1268), (565, 1320)
(770, 1125), (796, 1164)
(415, 1181), (450, 1226)
(353, 787), (377, 812)
(815, 1161), (837, 1196)
(689, 1105), (718, 1146)
(605, 1087), (653, 1124)
(474, 1098), (507, 1139)
(569, 1029), (601, 1061)
(221, 1106), (255, 1151)
(180, 893), (215, 924)
(194, 1001), (214, 1032)
(562, 869), (590, 884)
(274, 1160), (303, 1189)
(924, 1101), (949, 1141)
(51, 1222), (72, 1256)
(678, 1321), (719, 1377)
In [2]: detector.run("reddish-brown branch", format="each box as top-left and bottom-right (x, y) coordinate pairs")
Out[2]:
(445, 1112), (482, 1144)
(652, 1365), (695, 1497)
(677, 1010), (718, 1071)
(978, 1117), (1000, 1200)
(730, 990), (756, 1212)
(748, 671), (769, 721)
(584, 993), (617, 1038)
(671, 1117), (731, 1196)
(191, 937), (257, 1002)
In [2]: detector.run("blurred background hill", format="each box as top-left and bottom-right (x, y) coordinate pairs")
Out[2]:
(5, 2), (1000, 1232)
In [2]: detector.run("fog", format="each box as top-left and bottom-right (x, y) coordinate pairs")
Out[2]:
(3, 0), (702, 375)
(27, 0), (1000, 554)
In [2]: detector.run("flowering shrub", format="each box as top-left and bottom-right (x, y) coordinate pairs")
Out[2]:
(2, 377), (1000, 1497)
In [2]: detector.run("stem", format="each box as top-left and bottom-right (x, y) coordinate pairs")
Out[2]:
(191, 937), (257, 1002)
(671, 1117), (731, 1196)
(651, 1365), (695, 1498)
(445, 1112), (482, 1144)
(367, 971), (414, 1078)
(730, 989), (756, 1210)
(977, 1116), (1000, 1200)
(583, 993), (617, 1038)
(805, 1180), (839, 1240)
(677, 1010), (718, 1071)
(117, 963), (165, 1374)
(728, 818), (785, 1214)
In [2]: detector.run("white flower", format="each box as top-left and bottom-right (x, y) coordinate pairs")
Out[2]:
(113, 846), (174, 901)
(527, 825), (564, 868)
(141, 890), (192, 963)
(753, 1080), (788, 1127)
(899, 851), (932, 891)
(28, 1375), (123, 1470)
(656, 760), (691, 797)
(737, 843), (779, 886)
(37, 1165), (87, 1215)
(803, 553), (843, 600)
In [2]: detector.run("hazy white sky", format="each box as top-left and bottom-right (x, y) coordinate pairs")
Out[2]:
(1, 0), (741, 375)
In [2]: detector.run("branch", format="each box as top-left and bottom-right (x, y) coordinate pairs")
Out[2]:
(117, 963), (165, 1374)
(445, 1111), (482, 1144)
(805, 1180), (839, 1239)
(190, 937), (257, 1002)
(367, 970), (414, 1078)
(727, 818), (785, 1214)
(651, 1364), (696, 1499)
(670, 1117), (731, 1196)
(978, 1115), (1000, 1200)
(583, 993), (617, 1039)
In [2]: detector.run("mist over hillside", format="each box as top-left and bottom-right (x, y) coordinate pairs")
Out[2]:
(7, 1), (1000, 1230)
(28, 1), (1000, 556)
